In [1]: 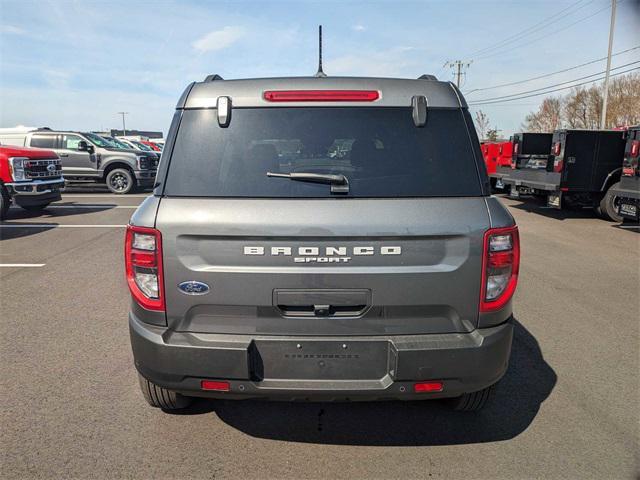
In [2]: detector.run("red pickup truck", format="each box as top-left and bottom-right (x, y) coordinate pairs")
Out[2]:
(0, 145), (65, 220)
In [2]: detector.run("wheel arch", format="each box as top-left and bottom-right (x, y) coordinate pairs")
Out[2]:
(102, 161), (135, 180)
(600, 167), (622, 192)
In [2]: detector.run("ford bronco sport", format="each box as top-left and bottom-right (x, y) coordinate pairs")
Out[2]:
(127, 75), (519, 412)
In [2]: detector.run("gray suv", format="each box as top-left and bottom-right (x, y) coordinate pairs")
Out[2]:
(2, 129), (158, 194)
(127, 75), (520, 411)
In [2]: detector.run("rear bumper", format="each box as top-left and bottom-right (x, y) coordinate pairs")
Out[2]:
(503, 169), (560, 192)
(130, 313), (513, 401)
(611, 178), (640, 200)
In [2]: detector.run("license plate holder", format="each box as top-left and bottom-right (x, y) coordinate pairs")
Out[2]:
(251, 340), (390, 381)
(619, 202), (637, 217)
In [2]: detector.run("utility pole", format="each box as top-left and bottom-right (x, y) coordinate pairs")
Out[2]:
(600, 0), (617, 129)
(117, 112), (129, 136)
(444, 60), (472, 88)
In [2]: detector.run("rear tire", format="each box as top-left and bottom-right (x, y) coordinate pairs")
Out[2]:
(138, 373), (192, 410)
(0, 184), (10, 220)
(106, 168), (135, 194)
(448, 384), (495, 412)
(596, 182), (623, 222)
(20, 203), (50, 212)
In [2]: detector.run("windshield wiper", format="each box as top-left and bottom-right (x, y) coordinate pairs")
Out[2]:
(267, 172), (349, 194)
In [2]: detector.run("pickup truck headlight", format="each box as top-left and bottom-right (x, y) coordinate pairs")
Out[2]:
(137, 155), (153, 170)
(9, 157), (27, 181)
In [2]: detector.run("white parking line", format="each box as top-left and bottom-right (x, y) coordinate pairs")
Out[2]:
(0, 224), (126, 228)
(10, 205), (137, 209)
(61, 194), (149, 198)
(0, 264), (46, 267)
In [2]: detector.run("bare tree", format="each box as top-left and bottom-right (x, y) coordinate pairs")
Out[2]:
(522, 97), (563, 132)
(605, 72), (640, 127)
(523, 72), (640, 131)
(474, 110), (491, 140)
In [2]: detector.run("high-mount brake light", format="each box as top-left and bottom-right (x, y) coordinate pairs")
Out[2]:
(480, 226), (520, 313)
(263, 90), (380, 102)
(125, 225), (165, 311)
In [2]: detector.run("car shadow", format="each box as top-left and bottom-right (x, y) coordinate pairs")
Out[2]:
(505, 196), (604, 221)
(173, 319), (556, 446)
(1, 202), (120, 240)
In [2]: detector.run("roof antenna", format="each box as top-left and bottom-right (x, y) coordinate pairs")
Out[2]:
(315, 25), (327, 77)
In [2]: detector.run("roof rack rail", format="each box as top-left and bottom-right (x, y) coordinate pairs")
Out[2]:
(418, 74), (437, 81)
(204, 74), (224, 82)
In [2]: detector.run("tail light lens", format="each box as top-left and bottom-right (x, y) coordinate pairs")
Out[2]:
(553, 142), (561, 156)
(125, 225), (164, 311)
(480, 226), (520, 313)
(553, 158), (564, 172)
(630, 140), (639, 158)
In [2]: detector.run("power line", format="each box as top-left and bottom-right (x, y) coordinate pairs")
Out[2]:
(468, 60), (640, 103)
(474, 3), (613, 61)
(470, 60), (640, 102)
(468, 66), (640, 106)
(466, 0), (591, 58)
(465, 45), (640, 95)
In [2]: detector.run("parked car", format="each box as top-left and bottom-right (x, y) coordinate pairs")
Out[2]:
(610, 125), (640, 222)
(0, 128), (158, 194)
(0, 144), (64, 219)
(140, 140), (161, 152)
(503, 129), (625, 221)
(127, 74), (519, 412)
(482, 141), (514, 190)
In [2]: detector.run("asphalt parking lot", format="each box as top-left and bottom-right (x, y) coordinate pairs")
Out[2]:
(1, 190), (638, 480)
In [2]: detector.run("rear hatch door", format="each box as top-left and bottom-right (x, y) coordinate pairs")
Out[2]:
(157, 197), (489, 336)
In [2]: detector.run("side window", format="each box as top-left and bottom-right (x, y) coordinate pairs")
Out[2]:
(30, 135), (57, 149)
(62, 134), (83, 150)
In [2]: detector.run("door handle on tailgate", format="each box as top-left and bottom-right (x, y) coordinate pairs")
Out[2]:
(274, 289), (371, 318)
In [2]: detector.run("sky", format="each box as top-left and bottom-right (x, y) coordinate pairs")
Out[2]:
(1, 0), (639, 137)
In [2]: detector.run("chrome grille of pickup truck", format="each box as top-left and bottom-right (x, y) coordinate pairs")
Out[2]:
(24, 159), (63, 179)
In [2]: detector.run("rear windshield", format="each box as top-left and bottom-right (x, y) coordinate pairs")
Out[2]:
(164, 107), (481, 198)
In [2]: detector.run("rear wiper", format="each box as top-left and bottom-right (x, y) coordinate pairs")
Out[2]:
(267, 172), (349, 194)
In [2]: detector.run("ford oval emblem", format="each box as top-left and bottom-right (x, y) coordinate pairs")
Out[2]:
(178, 281), (210, 295)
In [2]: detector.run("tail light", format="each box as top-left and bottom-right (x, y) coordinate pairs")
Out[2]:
(552, 142), (563, 172)
(553, 158), (564, 172)
(480, 226), (520, 313)
(630, 140), (639, 158)
(125, 225), (164, 311)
